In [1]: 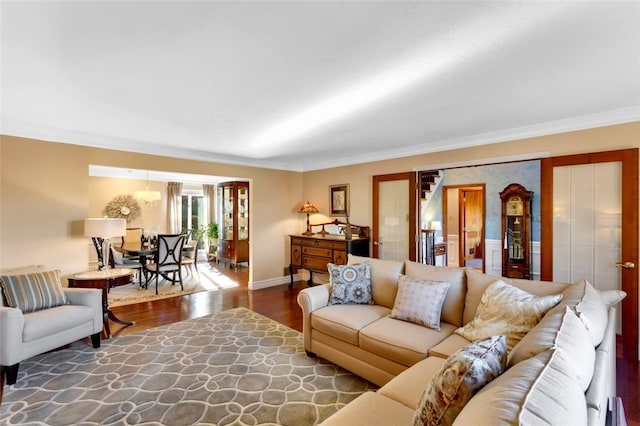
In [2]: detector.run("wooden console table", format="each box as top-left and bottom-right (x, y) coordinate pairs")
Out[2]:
(68, 268), (136, 338)
(289, 234), (369, 287)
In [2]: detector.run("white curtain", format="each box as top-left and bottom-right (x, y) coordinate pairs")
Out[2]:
(203, 184), (216, 225)
(166, 182), (183, 234)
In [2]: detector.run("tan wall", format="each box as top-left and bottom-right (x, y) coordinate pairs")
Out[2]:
(1, 122), (639, 288)
(302, 122), (640, 228)
(0, 135), (303, 287)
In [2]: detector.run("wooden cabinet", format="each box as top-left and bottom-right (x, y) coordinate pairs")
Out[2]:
(217, 181), (249, 267)
(500, 183), (533, 279)
(289, 234), (369, 287)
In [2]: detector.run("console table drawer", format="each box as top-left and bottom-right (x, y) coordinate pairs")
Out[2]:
(303, 256), (330, 271)
(302, 239), (333, 249)
(302, 246), (332, 258)
(288, 234), (370, 288)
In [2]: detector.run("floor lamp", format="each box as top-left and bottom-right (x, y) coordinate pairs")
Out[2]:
(84, 218), (127, 271)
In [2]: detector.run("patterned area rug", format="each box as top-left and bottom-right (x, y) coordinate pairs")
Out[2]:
(0, 308), (376, 425)
(108, 265), (236, 307)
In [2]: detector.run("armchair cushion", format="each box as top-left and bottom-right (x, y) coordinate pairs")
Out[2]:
(0, 270), (68, 313)
(22, 305), (97, 342)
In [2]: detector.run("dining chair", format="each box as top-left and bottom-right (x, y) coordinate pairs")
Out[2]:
(110, 247), (145, 287)
(144, 234), (185, 295)
(181, 239), (199, 276)
(122, 228), (143, 245)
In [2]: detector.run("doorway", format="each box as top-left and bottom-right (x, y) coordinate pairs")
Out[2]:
(372, 173), (417, 261)
(443, 184), (485, 271)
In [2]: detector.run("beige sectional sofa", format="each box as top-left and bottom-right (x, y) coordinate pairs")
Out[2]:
(297, 255), (624, 425)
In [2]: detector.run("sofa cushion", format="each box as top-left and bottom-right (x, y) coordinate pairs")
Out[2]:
(328, 261), (373, 305)
(559, 279), (609, 346)
(453, 348), (587, 426)
(508, 306), (595, 391)
(390, 275), (450, 331)
(463, 269), (567, 325)
(378, 356), (447, 410)
(404, 261), (466, 327)
(455, 279), (562, 351)
(414, 335), (507, 426)
(312, 304), (391, 346)
(0, 270), (68, 313)
(349, 254), (404, 309)
(319, 391), (415, 426)
(428, 334), (472, 359)
(359, 317), (457, 367)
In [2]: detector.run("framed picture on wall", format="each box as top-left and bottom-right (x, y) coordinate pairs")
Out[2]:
(330, 184), (349, 216)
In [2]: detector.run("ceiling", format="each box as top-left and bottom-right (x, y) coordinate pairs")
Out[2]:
(1, 1), (639, 172)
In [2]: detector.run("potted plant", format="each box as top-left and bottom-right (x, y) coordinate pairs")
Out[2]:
(206, 222), (219, 260)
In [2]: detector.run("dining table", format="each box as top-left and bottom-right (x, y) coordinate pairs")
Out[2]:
(118, 241), (195, 284)
(120, 242), (155, 265)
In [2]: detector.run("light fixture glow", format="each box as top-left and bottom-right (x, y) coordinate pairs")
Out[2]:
(134, 170), (161, 206)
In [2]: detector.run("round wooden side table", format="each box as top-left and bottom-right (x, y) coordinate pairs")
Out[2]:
(68, 268), (136, 338)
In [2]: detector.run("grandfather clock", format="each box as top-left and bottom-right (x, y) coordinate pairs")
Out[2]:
(500, 183), (533, 279)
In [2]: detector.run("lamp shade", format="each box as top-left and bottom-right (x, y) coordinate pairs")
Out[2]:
(84, 218), (127, 238)
(298, 201), (319, 213)
(430, 221), (442, 231)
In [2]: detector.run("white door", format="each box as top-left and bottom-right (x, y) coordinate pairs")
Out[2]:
(542, 149), (638, 361)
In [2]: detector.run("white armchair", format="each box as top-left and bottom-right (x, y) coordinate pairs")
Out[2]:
(0, 269), (103, 385)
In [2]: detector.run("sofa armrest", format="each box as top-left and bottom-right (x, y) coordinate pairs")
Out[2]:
(297, 284), (331, 352)
(0, 306), (25, 365)
(64, 288), (103, 334)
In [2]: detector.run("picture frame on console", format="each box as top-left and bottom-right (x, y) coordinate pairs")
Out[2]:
(329, 184), (349, 216)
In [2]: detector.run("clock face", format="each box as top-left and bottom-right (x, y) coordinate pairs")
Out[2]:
(120, 206), (131, 215)
(506, 196), (523, 216)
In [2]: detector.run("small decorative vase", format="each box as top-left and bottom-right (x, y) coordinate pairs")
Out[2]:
(344, 216), (352, 240)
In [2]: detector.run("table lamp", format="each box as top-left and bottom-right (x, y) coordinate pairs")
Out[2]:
(298, 201), (319, 236)
(84, 218), (127, 271)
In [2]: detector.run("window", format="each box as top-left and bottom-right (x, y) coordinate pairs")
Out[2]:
(181, 193), (204, 235)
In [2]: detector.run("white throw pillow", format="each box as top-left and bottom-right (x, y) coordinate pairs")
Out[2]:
(455, 280), (562, 351)
(507, 306), (595, 391)
(390, 275), (450, 330)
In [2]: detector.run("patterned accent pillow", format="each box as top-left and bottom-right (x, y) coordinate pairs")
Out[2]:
(0, 270), (68, 313)
(390, 275), (450, 330)
(413, 335), (507, 426)
(455, 280), (562, 351)
(328, 261), (373, 305)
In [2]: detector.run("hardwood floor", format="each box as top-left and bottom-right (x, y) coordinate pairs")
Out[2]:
(2, 261), (639, 424)
(110, 264), (305, 337)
